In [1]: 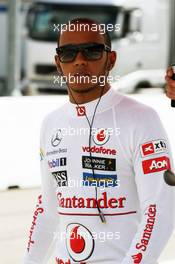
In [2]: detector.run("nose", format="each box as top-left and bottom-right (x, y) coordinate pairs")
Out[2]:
(73, 51), (88, 66)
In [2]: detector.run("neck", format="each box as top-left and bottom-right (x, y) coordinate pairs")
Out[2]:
(68, 83), (110, 104)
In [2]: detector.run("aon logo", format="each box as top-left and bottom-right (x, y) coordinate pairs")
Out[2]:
(150, 159), (168, 170)
(142, 156), (170, 174)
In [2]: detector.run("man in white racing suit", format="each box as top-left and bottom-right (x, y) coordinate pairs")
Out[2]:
(24, 18), (174, 264)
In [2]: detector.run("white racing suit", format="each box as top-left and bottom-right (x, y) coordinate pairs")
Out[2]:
(24, 87), (174, 264)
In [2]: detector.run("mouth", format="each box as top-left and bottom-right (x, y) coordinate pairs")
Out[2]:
(73, 72), (90, 77)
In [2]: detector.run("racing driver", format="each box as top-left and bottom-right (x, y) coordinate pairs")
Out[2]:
(23, 18), (174, 264)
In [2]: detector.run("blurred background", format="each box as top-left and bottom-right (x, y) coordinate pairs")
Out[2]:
(0, 0), (175, 263)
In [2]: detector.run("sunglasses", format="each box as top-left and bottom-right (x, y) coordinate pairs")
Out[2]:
(56, 42), (111, 63)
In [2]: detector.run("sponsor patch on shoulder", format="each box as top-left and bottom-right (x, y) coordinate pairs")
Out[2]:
(142, 156), (171, 174)
(140, 139), (167, 157)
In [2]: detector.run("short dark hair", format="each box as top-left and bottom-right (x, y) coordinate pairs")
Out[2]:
(57, 17), (111, 49)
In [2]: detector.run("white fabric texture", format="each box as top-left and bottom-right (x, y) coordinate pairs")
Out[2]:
(24, 88), (174, 264)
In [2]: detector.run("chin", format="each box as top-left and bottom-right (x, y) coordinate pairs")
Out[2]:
(68, 84), (96, 93)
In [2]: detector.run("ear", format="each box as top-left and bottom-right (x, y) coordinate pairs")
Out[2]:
(55, 55), (63, 74)
(108, 51), (117, 71)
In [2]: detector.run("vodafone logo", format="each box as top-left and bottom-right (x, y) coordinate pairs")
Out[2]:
(93, 128), (110, 145)
(55, 258), (71, 264)
(66, 223), (94, 262)
(142, 156), (170, 174)
(76, 106), (86, 116)
(55, 258), (86, 264)
(82, 146), (116, 155)
(140, 139), (167, 157)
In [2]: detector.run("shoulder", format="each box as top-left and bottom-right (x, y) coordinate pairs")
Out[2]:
(112, 89), (159, 122)
(40, 102), (69, 134)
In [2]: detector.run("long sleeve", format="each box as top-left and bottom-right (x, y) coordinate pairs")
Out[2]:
(23, 119), (59, 264)
(121, 108), (174, 264)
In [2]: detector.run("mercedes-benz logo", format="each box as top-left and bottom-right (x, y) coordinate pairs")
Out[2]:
(51, 129), (62, 147)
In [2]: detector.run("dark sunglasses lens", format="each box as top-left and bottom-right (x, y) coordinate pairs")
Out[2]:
(59, 48), (77, 62)
(83, 44), (103, 60)
(57, 44), (105, 62)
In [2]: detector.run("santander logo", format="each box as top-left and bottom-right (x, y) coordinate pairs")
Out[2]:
(132, 253), (142, 263)
(27, 195), (44, 252)
(66, 223), (94, 262)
